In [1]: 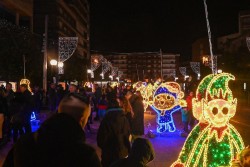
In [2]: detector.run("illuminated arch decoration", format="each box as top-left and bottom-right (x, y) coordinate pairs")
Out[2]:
(171, 73), (245, 167)
(150, 82), (186, 133)
(20, 79), (32, 92)
(58, 37), (78, 74)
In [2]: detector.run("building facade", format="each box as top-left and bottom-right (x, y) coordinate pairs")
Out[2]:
(91, 52), (180, 82)
(0, 0), (33, 29)
(33, 0), (90, 60)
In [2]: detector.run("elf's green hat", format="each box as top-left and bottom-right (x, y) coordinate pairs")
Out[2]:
(196, 73), (235, 102)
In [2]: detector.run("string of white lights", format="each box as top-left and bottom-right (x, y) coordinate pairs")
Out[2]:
(246, 37), (250, 52)
(190, 62), (201, 79)
(179, 67), (186, 77)
(203, 0), (216, 74)
(58, 37), (78, 74)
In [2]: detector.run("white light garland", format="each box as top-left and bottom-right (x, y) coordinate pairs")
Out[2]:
(111, 66), (118, 76)
(169, 70), (176, 79)
(209, 55), (217, 74)
(118, 71), (123, 78)
(179, 67), (187, 80)
(203, 0), (216, 74)
(58, 37), (78, 74)
(190, 62), (201, 80)
(90, 55), (103, 78)
(246, 37), (250, 52)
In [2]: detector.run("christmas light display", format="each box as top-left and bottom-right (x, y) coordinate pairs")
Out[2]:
(20, 79), (32, 92)
(111, 66), (118, 77)
(58, 37), (78, 74)
(90, 55), (103, 78)
(179, 67), (187, 80)
(171, 73), (245, 167)
(246, 37), (250, 52)
(150, 82), (186, 133)
(117, 71), (123, 78)
(190, 62), (201, 80)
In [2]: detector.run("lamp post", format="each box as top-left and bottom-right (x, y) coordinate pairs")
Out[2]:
(50, 59), (58, 83)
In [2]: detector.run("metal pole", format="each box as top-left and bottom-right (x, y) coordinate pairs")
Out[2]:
(23, 55), (26, 78)
(43, 15), (48, 92)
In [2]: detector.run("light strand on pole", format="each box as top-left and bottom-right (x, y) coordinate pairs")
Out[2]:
(246, 37), (250, 52)
(90, 55), (103, 78)
(118, 71), (123, 78)
(111, 67), (118, 76)
(209, 55), (217, 74)
(179, 67), (187, 80)
(190, 62), (201, 80)
(58, 37), (78, 74)
(203, 0), (216, 74)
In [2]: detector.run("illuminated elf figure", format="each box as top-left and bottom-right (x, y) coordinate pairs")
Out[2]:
(150, 82), (186, 133)
(172, 73), (245, 167)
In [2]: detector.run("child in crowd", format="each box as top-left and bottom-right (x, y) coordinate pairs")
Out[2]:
(98, 94), (107, 119)
(181, 107), (189, 137)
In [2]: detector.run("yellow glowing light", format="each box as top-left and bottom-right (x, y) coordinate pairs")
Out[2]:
(171, 73), (245, 167)
(20, 79), (32, 92)
(171, 123), (244, 167)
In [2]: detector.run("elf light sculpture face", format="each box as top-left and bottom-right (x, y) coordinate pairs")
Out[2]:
(204, 98), (237, 127)
(150, 82), (186, 133)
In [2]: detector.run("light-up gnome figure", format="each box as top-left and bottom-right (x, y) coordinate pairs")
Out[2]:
(171, 73), (245, 167)
(150, 82), (186, 133)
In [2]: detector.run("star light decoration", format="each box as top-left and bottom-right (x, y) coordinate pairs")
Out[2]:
(150, 82), (186, 133)
(171, 73), (245, 167)
(58, 37), (78, 74)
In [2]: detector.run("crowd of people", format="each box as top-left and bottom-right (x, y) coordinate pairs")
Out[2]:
(0, 82), (155, 167)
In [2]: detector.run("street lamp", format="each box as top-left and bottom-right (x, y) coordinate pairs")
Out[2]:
(50, 59), (58, 66)
(50, 59), (58, 83)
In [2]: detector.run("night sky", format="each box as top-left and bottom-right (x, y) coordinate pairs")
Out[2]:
(90, 0), (250, 60)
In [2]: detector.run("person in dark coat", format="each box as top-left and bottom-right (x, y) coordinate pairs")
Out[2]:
(126, 91), (145, 140)
(48, 83), (57, 112)
(111, 138), (155, 167)
(19, 84), (34, 134)
(33, 86), (43, 114)
(3, 93), (101, 167)
(97, 98), (131, 167)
